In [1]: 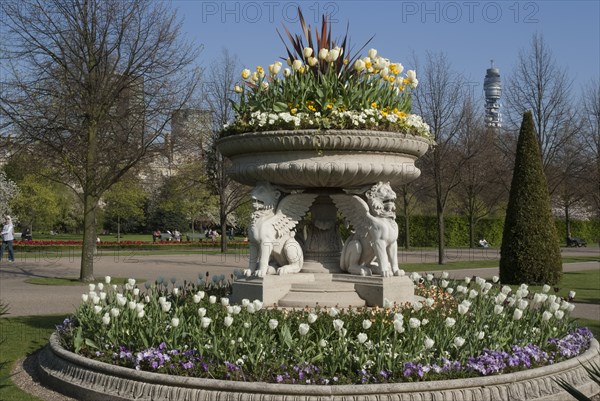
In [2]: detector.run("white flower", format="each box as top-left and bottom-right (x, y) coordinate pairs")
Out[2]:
(328, 307), (339, 317)
(171, 317), (180, 328)
(517, 299), (528, 310)
(354, 59), (366, 72)
(133, 288), (140, 296)
(268, 61), (282, 75)
(94, 305), (103, 314)
(234, 85), (243, 93)
(135, 303), (144, 313)
(116, 294), (127, 306)
(362, 320), (372, 330)
(393, 319), (405, 333)
(193, 294), (202, 304)
(243, 322), (251, 329)
(469, 289), (478, 299)
(209, 295), (216, 304)
(261, 81), (269, 90)
(464, 277), (471, 284)
(307, 57), (318, 67)
(406, 69), (418, 88)
(307, 313), (318, 324)
(161, 302), (171, 313)
(137, 310), (145, 318)
(542, 284), (551, 293)
(492, 276), (499, 283)
(105, 276), (111, 284)
(303, 47), (313, 58)
(201, 317), (212, 328)
(298, 323), (310, 336)
(292, 59), (303, 71)
(408, 318), (421, 329)
(232, 305), (242, 314)
(283, 68), (291, 77)
(326, 47), (341, 62)
(412, 301), (423, 312)
(221, 297), (230, 306)
(128, 301), (137, 310)
(441, 271), (449, 279)
(241, 69), (251, 79)
(542, 311), (553, 321)
(441, 280), (449, 288)
(268, 319), (278, 330)
(319, 339), (328, 347)
(426, 274), (434, 282)
(453, 336), (465, 348)
(513, 308), (523, 320)
(368, 48), (377, 59)
(501, 286), (512, 295)
(475, 277), (486, 287)
(253, 300), (263, 311)
(127, 278), (136, 287)
(102, 314), (110, 325)
(425, 298), (435, 307)
(81, 294), (89, 302)
(332, 319), (344, 331)
(424, 337), (435, 349)
(568, 291), (576, 299)
(246, 304), (256, 314)
(92, 295), (100, 305)
(477, 331), (485, 340)
(458, 301), (470, 315)
(357, 332), (368, 344)
(89, 283), (96, 292)
(224, 315), (234, 327)
(198, 307), (206, 317)
(554, 310), (565, 320)
(495, 293), (507, 304)
(445, 317), (456, 328)
(318, 48), (329, 60)
(549, 302), (560, 312)
(447, 288), (454, 294)
(110, 308), (120, 317)
(494, 305), (504, 315)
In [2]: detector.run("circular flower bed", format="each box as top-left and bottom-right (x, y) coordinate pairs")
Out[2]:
(54, 273), (594, 385)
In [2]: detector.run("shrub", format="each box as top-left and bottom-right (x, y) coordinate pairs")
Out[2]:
(500, 112), (562, 285)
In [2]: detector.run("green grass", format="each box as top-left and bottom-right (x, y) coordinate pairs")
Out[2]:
(0, 314), (67, 401)
(24, 277), (146, 286)
(521, 270), (600, 305)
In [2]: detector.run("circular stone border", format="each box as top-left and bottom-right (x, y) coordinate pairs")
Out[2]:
(38, 333), (600, 401)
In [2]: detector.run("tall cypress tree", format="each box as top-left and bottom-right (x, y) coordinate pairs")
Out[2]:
(499, 111), (562, 285)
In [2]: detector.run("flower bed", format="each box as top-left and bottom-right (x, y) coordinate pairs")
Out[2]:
(12, 239), (249, 252)
(54, 273), (594, 385)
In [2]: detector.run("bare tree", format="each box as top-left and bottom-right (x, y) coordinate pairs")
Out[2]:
(504, 34), (578, 175)
(0, 0), (201, 280)
(581, 78), (600, 219)
(454, 98), (506, 247)
(203, 49), (250, 252)
(411, 52), (466, 264)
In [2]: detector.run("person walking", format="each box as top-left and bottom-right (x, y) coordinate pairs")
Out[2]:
(1, 215), (15, 262)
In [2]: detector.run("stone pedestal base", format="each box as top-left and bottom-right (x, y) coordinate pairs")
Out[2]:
(231, 273), (417, 308)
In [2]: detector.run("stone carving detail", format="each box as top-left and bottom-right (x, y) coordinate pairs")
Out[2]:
(331, 182), (400, 277)
(246, 182), (316, 277)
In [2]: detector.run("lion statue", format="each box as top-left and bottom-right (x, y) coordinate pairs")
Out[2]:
(331, 182), (400, 277)
(246, 182), (316, 277)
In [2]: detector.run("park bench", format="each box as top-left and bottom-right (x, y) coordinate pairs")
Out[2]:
(159, 233), (173, 241)
(185, 232), (207, 242)
(566, 236), (587, 247)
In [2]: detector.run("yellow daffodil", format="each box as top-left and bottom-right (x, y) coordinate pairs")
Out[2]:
(371, 101), (378, 108)
(241, 69), (251, 79)
(234, 85), (243, 93)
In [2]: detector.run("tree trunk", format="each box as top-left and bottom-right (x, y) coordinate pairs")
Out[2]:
(220, 192), (228, 253)
(402, 187), (410, 250)
(565, 202), (570, 244)
(437, 198), (446, 265)
(80, 193), (98, 282)
(117, 215), (121, 243)
(469, 211), (475, 249)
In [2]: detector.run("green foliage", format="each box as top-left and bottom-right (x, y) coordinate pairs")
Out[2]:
(10, 174), (61, 231)
(103, 176), (148, 234)
(555, 219), (600, 245)
(500, 112), (562, 285)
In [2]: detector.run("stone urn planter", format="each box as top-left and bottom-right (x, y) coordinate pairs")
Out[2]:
(217, 129), (430, 307)
(216, 129), (430, 188)
(37, 332), (600, 401)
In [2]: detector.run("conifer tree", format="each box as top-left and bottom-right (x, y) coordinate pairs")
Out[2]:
(499, 111), (562, 285)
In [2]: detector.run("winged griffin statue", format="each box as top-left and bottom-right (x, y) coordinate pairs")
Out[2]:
(246, 182), (317, 277)
(331, 182), (400, 277)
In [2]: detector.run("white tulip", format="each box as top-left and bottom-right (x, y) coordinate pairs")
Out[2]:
(209, 295), (216, 304)
(368, 48), (377, 59)
(513, 308), (523, 320)
(458, 303), (469, 315)
(81, 294), (89, 302)
(501, 285), (512, 295)
(318, 48), (329, 60)
(171, 317), (180, 328)
(542, 311), (553, 321)
(161, 302), (171, 313)
(201, 317), (212, 328)
(393, 319), (405, 333)
(133, 288), (140, 296)
(127, 278), (136, 287)
(232, 305), (242, 315)
(477, 331), (485, 340)
(224, 315), (234, 327)
(298, 323), (310, 336)
(326, 47), (341, 62)
(495, 293), (507, 304)
(135, 303), (144, 313)
(469, 289), (478, 299)
(253, 300), (263, 311)
(517, 299), (528, 310)
(303, 47), (313, 58)
(221, 297), (230, 306)
(362, 320), (372, 330)
(332, 319), (344, 331)
(319, 339), (328, 347)
(89, 283), (96, 292)
(492, 275), (499, 283)
(102, 314), (110, 325)
(454, 336), (465, 348)
(173, 288), (180, 296)
(424, 337), (435, 349)
(441, 271), (449, 279)
(354, 59), (366, 72)
(94, 305), (103, 314)
(307, 57), (318, 67)
(568, 291), (576, 299)
(193, 294), (202, 304)
(137, 310), (145, 319)
(412, 301), (423, 312)
(292, 59), (303, 71)
(268, 319), (278, 330)
(283, 68), (292, 77)
(110, 308), (120, 317)
(357, 332), (368, 344)
(268, 61), (282, 75)
(198, 307), (207, 317)
(128, 301), (137, 310)
(328, 307), (339, 317)
(425, 298), (435, 307)
(445, 317), (456, 327)
(307, 313), (318, 324)
(494, 305), (504, 315)
(408, 318), (421, 329)
(554, 310), (565, 320)
(440, 280), (449, 288)
(105, 276), (111, 284)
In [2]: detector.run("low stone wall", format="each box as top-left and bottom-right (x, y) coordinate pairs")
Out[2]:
(38, 333), (600, 401)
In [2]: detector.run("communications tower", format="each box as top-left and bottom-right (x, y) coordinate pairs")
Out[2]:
(484, 61), (502, 128)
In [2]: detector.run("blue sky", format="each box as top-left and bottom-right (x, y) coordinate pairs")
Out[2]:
(172, 0), (599, 100)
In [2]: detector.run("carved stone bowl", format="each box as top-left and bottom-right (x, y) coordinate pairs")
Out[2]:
(216, 130), (430, 188)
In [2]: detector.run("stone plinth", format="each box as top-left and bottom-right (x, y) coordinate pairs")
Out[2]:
(333, 274), (416, 306)
(230, 274), (316, 306)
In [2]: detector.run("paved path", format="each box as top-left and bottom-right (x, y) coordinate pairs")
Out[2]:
(0, 247), (597, 319)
